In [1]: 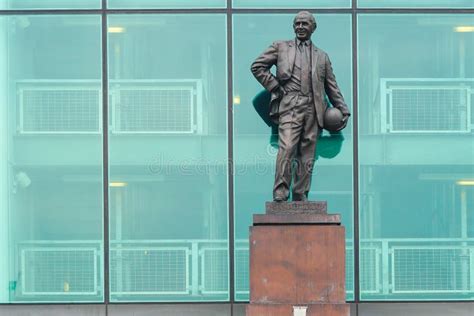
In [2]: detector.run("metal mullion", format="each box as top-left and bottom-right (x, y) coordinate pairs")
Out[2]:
(227, 0), (235, 313)
(101, 3), (110, 305)
(103, 301), (235, 305)
(229, 8), (474, 14)
(359, 300), (474, 303)
(103, 1), (108, 310)
(104, 9), (228, 14)
(356, 8), (474, 14)
(232, 8), (353, 14)
(352, 0), (360, 306)
(0, 9), (103, 15)
(0, 9), (227, 15)
(1, 8), (473, 15)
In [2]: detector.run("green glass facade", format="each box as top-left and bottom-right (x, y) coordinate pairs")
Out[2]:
(0, 14), (103, 303)
(233, 13), (354, 301)
(0, 0), (100, 9)
(358, 14), (474, 301)
(0, 0), (473, 308)
(107, 14), (228, 302)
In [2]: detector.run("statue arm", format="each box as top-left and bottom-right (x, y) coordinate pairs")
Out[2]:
(324, 53), (350, 116)
(251, 42), (280, 92)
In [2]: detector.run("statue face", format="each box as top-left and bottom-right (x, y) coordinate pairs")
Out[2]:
(293, 16), (315, 41)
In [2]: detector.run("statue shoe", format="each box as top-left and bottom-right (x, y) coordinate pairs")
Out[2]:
(292, 194), (308, 202)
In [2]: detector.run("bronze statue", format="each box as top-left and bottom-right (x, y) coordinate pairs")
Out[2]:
(251, 11), (350, 202)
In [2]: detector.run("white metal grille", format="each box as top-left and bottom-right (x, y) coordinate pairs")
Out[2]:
(381, 79), (473, 133)
(19, 88), (100, 133)
(113, 87), (194, 133)
(200, 248), (228, 294)
(345, 248), (354, 293)
(17, 239), (474, 300)
(390, 88), (469, 132)
(392, 247), (472, 293)
(334, 246), (381, 295)
(360, 247), (381, 294)
(21, 248), (97, 295)
(110, 248), (189, 295)
(235, 247), (249, 294)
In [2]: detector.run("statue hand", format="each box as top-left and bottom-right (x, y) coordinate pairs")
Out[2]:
(272, 85), (287, 98)
(341, 113), (350, 129)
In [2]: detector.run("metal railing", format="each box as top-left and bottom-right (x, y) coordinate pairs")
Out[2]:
(15, 238), (474, 298)
(380, 78), (474, 134)
(359, 238), (474, 296)
(16, 79), (203, 135)
(17, 240), (102, 298)
(109, 239), (229, 297)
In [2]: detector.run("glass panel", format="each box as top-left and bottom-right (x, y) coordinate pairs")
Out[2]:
(233, 0), (350, 8)
(0, 15), (103, 303)
(108, 0), (225, 9)
(0, 0), (100, 9)
(108, 14), (228, 302)
(358, 14), (474, 301)
(233, 14), (354, 301)
(358, 0), (474, 8)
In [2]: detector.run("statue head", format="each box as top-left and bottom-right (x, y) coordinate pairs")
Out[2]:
(293, 11), (317, 41)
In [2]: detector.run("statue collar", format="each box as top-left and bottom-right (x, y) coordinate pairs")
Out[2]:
(295, 38), (312, 47)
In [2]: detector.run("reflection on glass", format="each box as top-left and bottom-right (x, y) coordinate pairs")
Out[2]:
(1, 0), (100, 9)
(108, 0), (225, 9)
(358, 0), (474, 8)
(0, 15), (103, 303)
(358, 14), (474, 301)
(233, 0), (350, 8)
(108, 14), (229, 302)
(233, 14), (354, 301)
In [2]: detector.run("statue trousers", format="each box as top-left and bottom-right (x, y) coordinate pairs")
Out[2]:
(273, 92), (321, 200)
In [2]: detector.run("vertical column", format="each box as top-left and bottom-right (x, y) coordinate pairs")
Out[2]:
(351, 0), (360, 303)
(226, 0), (235, 304)
(0, 14), (9, 302)
(102, 11), (110, 303)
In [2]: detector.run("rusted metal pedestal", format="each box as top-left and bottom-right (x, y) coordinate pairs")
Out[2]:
(246, 201), (349, 316)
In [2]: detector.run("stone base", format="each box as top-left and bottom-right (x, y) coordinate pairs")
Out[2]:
(247, 201), (347, 316)
(246, 303), (350, 316)
(253, 213), (341, 224)
(257, 200), (341, 225)
(250, 225), (346, 304)
(265, 201), (327, 214)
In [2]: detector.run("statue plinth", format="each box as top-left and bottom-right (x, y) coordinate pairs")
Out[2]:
(247, 201), (349, 316)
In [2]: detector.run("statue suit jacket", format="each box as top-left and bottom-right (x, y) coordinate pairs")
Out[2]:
(251, 39), (350, 127)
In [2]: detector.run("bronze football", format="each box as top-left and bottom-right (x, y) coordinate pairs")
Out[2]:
(323, 107), (345, 132)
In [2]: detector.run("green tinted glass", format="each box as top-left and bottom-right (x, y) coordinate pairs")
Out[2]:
(0, 15), (103, 303)
(233, 14), (354, 301)
(0, 0), (100, 9)
(107, 14), (229, 302)
(108, 0), (225, 9)
(358, 0), (474, 8)
(233, 0), (350, 8)
(358, 14), (474, 301)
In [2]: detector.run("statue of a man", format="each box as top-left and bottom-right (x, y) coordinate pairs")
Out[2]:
(251, 11), (350, 202)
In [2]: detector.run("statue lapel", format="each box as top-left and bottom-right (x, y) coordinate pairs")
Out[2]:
(311, 44), (318, 78)
(288, 40), (296, 73)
